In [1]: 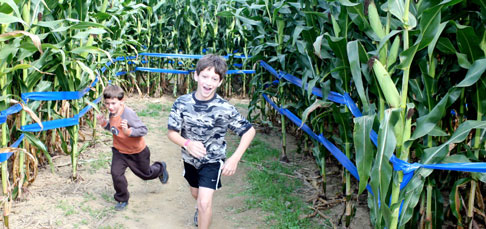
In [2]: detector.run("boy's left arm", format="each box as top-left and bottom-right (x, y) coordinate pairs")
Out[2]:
(123, 109), (148, 137)
(222, 126), (256, 176)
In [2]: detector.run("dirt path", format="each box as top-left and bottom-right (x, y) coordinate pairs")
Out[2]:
(9, 96), (265, 229)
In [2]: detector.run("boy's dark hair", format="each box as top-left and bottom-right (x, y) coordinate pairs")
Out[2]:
(103, 85), (124, 100)
(195, 54), (227, 81)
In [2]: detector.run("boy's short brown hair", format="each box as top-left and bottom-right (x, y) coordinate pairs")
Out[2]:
(103, 85), (124, 100)
(195, 54), (227, 81)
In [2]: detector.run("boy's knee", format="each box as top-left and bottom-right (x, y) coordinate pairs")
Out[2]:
(197, 199), (212, 212)
(111, 168), (125, 179)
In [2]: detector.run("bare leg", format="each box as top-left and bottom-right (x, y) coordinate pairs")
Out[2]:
(197, 187), (215, 229)
(190, 186), (199, 200)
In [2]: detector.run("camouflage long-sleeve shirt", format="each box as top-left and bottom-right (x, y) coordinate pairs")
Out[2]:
(168, 93), (252, 168)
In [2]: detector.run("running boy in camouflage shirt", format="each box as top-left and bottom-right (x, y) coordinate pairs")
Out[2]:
(168, 54), (256, 228)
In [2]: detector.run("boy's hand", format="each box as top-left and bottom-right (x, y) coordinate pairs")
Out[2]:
(96, 114), (107, 126)
(121, 119), (131, 135)
(222, 157), (238, 176)
(185, 140), (207, 159)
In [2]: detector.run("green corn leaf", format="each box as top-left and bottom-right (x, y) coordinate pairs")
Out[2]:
(431, 185), (445, 227)
(343, 1), (370, 31)
(481, 29), (486, 56)
(0, 45), (18, 64)
(326, 34), (348, 62)
(439, 0), (463, 7)
(0, 0), (21, 18)
(397, 43), (419, 70)
(339, 0), (359, 6)
(3, 64), (31, 73)
(43, 44), (67, 71)
(0, 12), (26, 25)
(353, 115), (375, 194)
(421, 120), (486, 166)
(394, 4), (442, 70)
(70, 21), (112, 33)
(401, 120), (486, 218)
(78, 141), (90, 155)
(300, 99), (332, 128)
(84, 100), (100, 113)
(455, 23), (482, 62)
(35, 19), (65, 29)
(474, 173), (486, 183)
(76, 61), (96, 82)
(428, 22), (448, 60)
(331, 14), (341, 37)
(71, 46), (112, 63)
(456, 58), (486, 87)
(428, 125), (448, 137)
(410, 88), (461, 140)
(436, 37), (457, 54)
(456, 52), (472, 69)
(23, 132), (54, 172)
(313, 35), (332, 59)
(292, 25), (312, 46)
(442, 154), (472, 163)
(416, 5), (442, 51)
(347, 40), (369, 110)
(370, 108), (399, 224)
(386, 0), (417, 29)
(398, 174), (426, 227)
(449, 178), (470, 226)
(72, 28), (107, 39)
(0, 31), (43, 54)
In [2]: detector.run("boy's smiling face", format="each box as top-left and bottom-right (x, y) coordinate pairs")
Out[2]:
(194, 67), (223, 101)
(104, 98), (124, 115)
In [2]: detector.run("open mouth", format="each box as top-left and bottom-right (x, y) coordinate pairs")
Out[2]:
(202, 86), (213, 94)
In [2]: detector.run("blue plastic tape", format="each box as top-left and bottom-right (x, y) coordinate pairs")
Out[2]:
(259, 61), (347, 104)
(260, 60), (486, 197)
(140, 53), (205, 59)
(135, 67), (254, 75)
(22, 91), (84, 101)
(0, 104), (23, 124)
(226, 70), (256, 75)
(76, 96), (102, 117)
(22, 77), (100, 102)
(139, 53), (251, 59)
(21, 117), (79, 132)
(259, 60), (279, 78)
(135, 67), (192, 74)
(0, 134), (25, 163)
(21, 97), (101, 132)
(262, 93), (374, 195)
(116, 71), (128, 76)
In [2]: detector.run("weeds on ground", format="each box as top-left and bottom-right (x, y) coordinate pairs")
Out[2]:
(57, 200), (78, 216)
(137, 103), (170, 117)
(99, 223), (126, 229)
(229, 135), (317, 228)
(235, 103), (248, 110)
(87, 151), (111, 174)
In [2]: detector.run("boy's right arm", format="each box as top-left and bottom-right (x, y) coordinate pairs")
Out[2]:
(167, 130), (207, 159)
(96, 114), (109, 129)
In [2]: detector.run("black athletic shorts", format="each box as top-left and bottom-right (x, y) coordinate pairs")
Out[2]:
(183, 160), (224, 190)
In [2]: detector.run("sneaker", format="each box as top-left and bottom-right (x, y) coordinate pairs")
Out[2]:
(159, 161), (169, 184)
(114, 201), (128, 211)
(194, 208), (198, 227)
